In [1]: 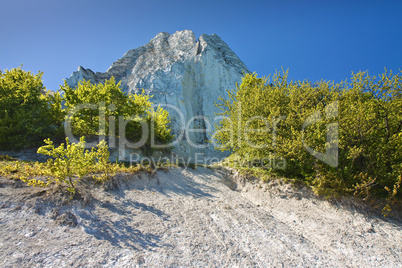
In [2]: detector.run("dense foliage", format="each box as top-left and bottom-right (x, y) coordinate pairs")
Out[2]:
(61, 77), (173, 151)
(0, 67), (64, 149)
(214, 70), (402, 202)
(0, 67), (173, 152)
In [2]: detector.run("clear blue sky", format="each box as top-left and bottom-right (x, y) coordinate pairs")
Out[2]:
(1, 0), (401, 91)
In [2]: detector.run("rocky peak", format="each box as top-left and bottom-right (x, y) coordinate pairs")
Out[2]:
(66, 30), (249, 160)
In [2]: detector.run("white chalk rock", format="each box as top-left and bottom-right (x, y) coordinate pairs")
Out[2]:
(66, 30), (249, 160)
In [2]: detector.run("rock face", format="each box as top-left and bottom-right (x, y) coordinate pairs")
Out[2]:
(66, 30), (249, 160)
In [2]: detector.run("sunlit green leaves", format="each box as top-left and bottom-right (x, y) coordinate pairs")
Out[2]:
(61, 77), (173, 150)
(214, 69), (402, 201)
(0, 67), (64, 149)
(37, 137), (111, 194)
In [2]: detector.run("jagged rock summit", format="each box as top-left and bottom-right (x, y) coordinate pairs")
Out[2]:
(67, 30), (249, 160)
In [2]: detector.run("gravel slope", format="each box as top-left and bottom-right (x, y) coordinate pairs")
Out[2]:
(0, 167), (401, 267)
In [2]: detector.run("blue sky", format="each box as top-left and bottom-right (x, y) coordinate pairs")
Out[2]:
(1, 0), (401, 91)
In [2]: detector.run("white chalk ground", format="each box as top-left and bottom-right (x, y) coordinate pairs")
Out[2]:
(0, 166), (401, 267)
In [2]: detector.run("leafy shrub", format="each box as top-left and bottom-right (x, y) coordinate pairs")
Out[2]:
(1, 140), (149, 195)
(214, 69), (402, 201)
(36, 137), (111, 194)
(61, 77), (173, 151)
(0, 67), (64, 149)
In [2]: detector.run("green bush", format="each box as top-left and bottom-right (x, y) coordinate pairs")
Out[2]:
(36, 137), (110, 194)
(214, 69), (402, 200)
(61, 77), (173, 152)
(0, 67), (64, 149)
(2, 138), (146, 195)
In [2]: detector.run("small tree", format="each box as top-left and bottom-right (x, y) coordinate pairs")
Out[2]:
(37, 137), (110, 194)
(61, 77), (173, 151)
(0, 67), (64, 149)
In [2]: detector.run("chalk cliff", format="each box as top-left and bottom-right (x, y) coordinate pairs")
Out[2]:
(66, 30), (249, 159)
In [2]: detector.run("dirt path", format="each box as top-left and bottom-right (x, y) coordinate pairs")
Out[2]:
(0, 167), (401, 267)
